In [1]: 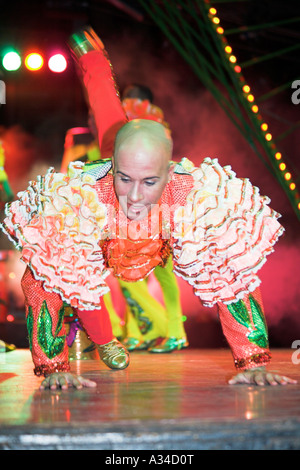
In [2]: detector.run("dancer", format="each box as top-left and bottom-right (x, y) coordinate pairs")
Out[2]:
(120, 86), (187, 352)
(0, 28), (296, 389)
(61, 85), (186, 353)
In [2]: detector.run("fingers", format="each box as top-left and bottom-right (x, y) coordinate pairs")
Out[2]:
(228, 373), (248, 385)
(40, 377), (50, 390)
(271, 374), (297, 385)
(253, 371), (266, 386)
(285, 376), (298, 384)
(40, 374), (68, 390)
(265, 373), (278, 386)
(78, 377), (97, 388)
(261, 372), (297, 386)
(58, 375), (69, 390)
(229, 370), (298, 386)
(71, 375), (97, 389)
(39, 373), (97, 390)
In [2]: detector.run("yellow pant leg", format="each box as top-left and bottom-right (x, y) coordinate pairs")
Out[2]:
(153, 257), (186, 339)
(118, 278), (168, 341)
(124, 305), (143, 340)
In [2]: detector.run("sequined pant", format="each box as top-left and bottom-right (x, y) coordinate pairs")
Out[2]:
(21, 266), (113, 376)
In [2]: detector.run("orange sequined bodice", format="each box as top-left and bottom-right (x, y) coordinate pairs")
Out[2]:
(94, 170), (194, 282)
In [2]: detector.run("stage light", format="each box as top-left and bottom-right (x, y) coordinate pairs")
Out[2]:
(279, 162), (286, 171)
(243, 85), (250, 93)
(290, 183), (296, 190)
(212, 17), (220, 24)
(209, 7), (217, 15)
(2, 51), (21, 71)
(234, 65), (241, 73)
(261, 123), (268, 131)
(252, 105), (259, 113)
(6, 314), (14, 322)
(284, 172), (291, 181)
(275, 152), (282, 160)
(265, 133), (272, 141)
(216, 27), (224, 34)
(25, 53), (43, 71)
(247, 94), (254, 102)
(225, 46), (232, 53)
(48, 53), (67, 73)
(229, 55), (237, 63)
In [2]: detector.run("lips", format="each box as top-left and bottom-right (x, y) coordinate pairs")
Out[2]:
(127, 203), (149, 220)
(128, 205), (145, 212)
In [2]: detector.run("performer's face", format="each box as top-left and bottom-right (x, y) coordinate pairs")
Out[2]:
(113, 136), (173, 221)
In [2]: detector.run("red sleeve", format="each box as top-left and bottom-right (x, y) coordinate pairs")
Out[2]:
(21, 267), (70, 377)
(78, 50), (127, 157)
(217, 288), (271, 371)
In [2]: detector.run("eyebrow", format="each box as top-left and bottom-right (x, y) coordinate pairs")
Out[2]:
(116, 171), (160, 181)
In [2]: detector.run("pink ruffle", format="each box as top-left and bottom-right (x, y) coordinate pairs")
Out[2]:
(1, 162), (110, 309)
(172, 158), (284, 307)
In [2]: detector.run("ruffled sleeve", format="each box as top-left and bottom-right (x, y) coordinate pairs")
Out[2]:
(1, 162), (110, 310)
(172, 157), (284, 307)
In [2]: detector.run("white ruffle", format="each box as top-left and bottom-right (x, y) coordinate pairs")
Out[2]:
(1, 162), (110, 310)
(172, 158), (284, 307)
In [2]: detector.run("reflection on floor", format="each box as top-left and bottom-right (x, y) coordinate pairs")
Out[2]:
(0, 348), (299, 450)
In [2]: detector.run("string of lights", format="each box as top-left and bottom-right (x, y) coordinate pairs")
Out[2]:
(206, 2), (300, 216)
(1, 49), (68, 73)
(137, 0), (300, 220)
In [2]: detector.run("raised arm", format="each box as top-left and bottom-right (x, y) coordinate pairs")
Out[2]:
(69, 28), (128, 157)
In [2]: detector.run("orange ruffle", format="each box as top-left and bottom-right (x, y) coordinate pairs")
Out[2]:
(102, 236), (172, 282)
(122, 98), (169, 128)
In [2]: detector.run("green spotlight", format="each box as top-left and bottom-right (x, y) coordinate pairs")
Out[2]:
(2, 51), (22, 71)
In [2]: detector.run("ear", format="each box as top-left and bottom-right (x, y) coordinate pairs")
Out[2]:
(167, 162), (175, 183)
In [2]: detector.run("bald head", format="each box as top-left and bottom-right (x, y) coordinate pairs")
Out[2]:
(114, 119), (173, 163)
(112, 119), (174, 221)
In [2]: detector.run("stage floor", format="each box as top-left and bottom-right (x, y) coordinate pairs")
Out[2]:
(0, 348), (299, 450)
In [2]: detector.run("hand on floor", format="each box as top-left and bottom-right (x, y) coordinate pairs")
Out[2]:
(40, 372), (97, 390)
(229, 366), (298, 386)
